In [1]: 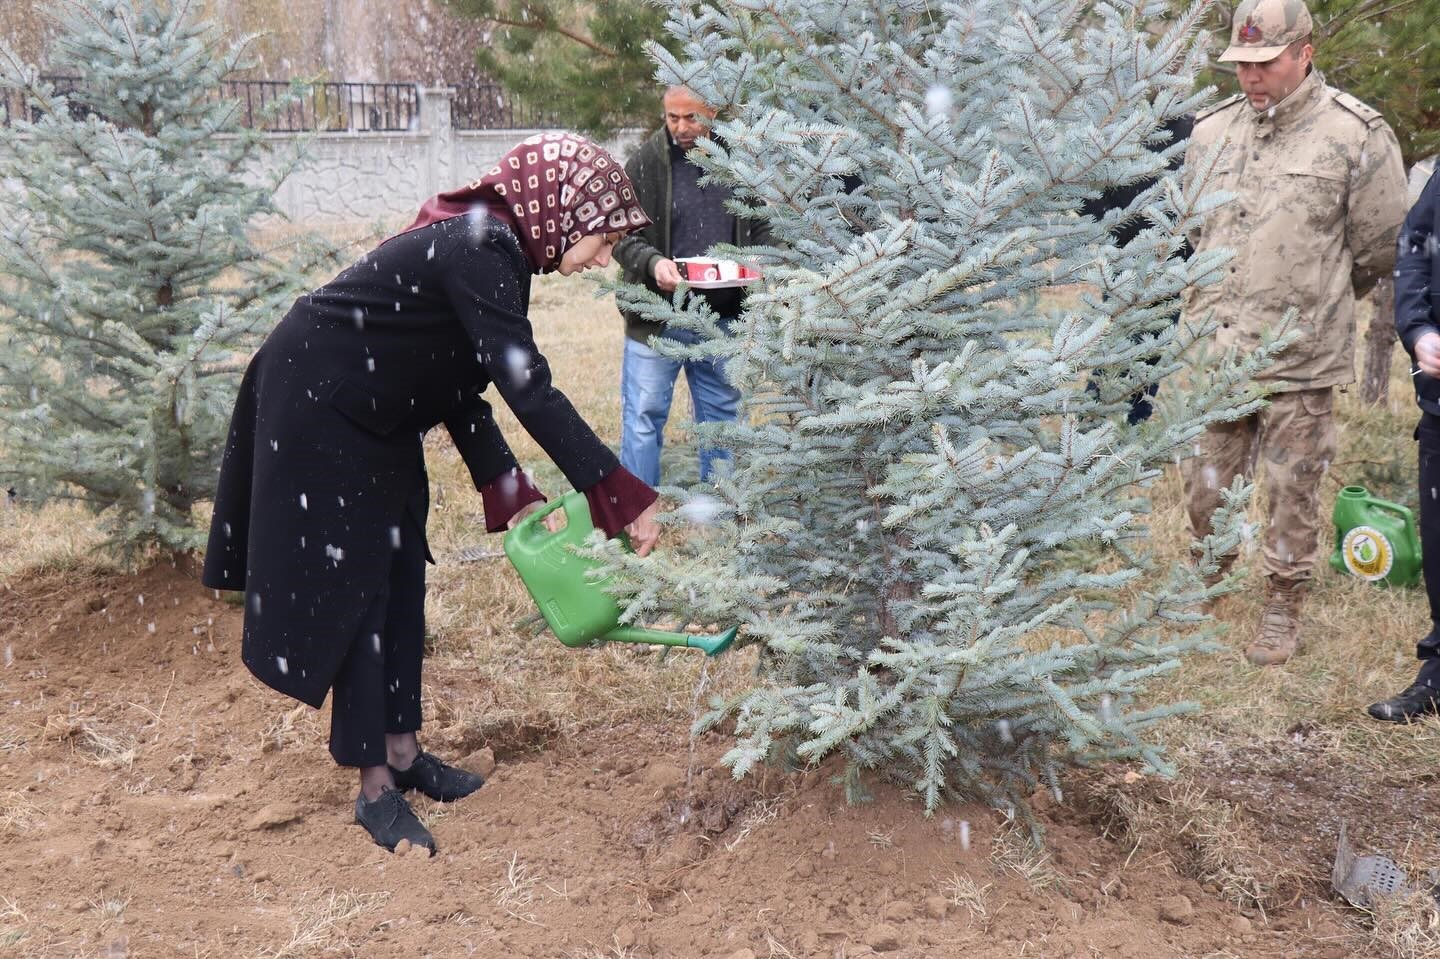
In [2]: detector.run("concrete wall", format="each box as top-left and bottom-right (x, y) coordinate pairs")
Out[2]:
(263, 88), (644, 225)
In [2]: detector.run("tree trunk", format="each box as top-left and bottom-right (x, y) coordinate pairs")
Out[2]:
(1360, 275), (1396, 405)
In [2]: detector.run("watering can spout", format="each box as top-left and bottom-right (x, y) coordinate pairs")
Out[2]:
(606, 624), (738, 657)
(503, 490), (739, 655)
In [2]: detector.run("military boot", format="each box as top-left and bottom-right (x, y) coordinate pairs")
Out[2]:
(1246, 576), (1305, 666)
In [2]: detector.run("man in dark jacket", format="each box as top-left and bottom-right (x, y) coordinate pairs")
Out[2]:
(613, 86), (772, 486)
(1369, 161), (1440, 722)
(1081, 113), (1194, 425)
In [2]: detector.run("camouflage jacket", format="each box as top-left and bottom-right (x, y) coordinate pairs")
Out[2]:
(1183, 69), (1407, 391)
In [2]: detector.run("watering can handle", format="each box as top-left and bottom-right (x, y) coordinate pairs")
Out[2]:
(1372, 499), (1418, 544)
(509, 496), (567, 546)
(510, 491), (608, 546)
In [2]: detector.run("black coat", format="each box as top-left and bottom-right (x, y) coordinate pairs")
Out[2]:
(1397, 166), (1440, 415)
(1080, 114), (1194, 256)
(202, 217), (619, 707)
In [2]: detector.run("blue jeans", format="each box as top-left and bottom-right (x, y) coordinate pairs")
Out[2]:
(619, 328), (740, 486)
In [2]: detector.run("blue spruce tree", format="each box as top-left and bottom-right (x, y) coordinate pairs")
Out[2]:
(602, 0), (1286, 826)
(0, 0), (337, 557)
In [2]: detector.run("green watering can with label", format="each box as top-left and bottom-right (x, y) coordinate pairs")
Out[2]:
(1329, 486), (1422, 588)
(503, 490), (737, 655)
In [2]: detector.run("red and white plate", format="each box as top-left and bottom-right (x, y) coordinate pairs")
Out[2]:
(675, 257), (761, 289)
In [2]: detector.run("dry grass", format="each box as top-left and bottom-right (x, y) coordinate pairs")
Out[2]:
(0, 896), (27, 948)
(566, 946), (640, 959)
(943, 872), (993, 921)
(722, 795), (782, 852)
(1365, 892), (1440, 959)
(261, 888), (389, 959)
(77, 722), (138, 770)
(1097, 778), (1296, 910)
(489, 851), (545, 925)
(260, 703), (318, 755)
(87, 893), (129, 929)
(42, 714), (139, 770)
(990, 823), (1063, 890)
(0, 790), (38, 835)
(867, 828), (895, 847)
(0, 498), (115, 581)
(1339, 839), (1440, 959)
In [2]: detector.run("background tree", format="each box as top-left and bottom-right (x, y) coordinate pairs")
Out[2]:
(442, 0), (678, 136)
(0, 0), (338, 558)
(594, 0), (1284, 826)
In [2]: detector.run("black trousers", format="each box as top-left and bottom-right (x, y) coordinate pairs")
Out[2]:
(328, 483), (429, 767)
(1417, 414), (1440, 660)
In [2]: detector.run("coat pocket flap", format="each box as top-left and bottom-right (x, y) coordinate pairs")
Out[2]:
(328, 378), (406, 436)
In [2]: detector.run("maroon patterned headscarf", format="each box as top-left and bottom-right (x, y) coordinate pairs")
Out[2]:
(397, 132), (651, 274)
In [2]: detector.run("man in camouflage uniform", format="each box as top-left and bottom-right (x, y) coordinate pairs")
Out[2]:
(1182, 0), (1407, 666)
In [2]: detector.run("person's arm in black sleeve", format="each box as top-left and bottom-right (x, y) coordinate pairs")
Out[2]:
(613, 149), (666, 294)
(440, 228), (622, 493)
(443, 387), (517, 489)
(442, 389), (545, 531)
(613, 228), (664, 289)
(1396, 169), (1439, 356)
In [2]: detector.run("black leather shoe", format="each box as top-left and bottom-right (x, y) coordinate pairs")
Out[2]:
(1366, 683), (1440, 724)
(389, 751), (484, 803)
(354, 788), (436, 854)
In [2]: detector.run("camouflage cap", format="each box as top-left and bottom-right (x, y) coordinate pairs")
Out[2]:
(1219, 0), (1314, 63)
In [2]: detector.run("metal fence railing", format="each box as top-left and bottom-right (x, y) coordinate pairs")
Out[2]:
(0, 76), (420, 132)
(452, 81), (557, 131)
(220, 80), (420, 132)
(2, 76), (555, 132)
(2, 75), (92, 126)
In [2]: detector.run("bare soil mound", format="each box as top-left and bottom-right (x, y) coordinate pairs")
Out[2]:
(0, 562), (1362, 957)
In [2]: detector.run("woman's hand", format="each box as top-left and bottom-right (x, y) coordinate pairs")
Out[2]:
(508, 500), (564, 533)
(625, 501), (661, 557)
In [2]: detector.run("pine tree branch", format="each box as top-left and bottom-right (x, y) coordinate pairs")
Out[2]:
(762, 3), (903, 139)
(1318, 0), (1422, 40)
(484, 16), (618, 58)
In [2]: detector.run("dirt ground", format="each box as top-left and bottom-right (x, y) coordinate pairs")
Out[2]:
(0, 558), (1400, 959)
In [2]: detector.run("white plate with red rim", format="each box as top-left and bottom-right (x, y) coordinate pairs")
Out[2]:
(675, 257), (761, 289)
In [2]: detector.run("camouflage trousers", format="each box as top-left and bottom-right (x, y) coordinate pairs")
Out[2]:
(1184, 387), (1336, 581)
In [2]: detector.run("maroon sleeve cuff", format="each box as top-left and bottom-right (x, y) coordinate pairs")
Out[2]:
(480, 467), (546, 533)
(583, 466), (657, 538)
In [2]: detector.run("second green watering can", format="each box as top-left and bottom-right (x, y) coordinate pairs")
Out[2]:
(503, 490), (737, 655)
(1329, 485), (1421, 588)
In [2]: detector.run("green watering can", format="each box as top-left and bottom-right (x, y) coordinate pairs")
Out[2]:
(503, 490), (737, 655)
(1329, 486), (1421, 588)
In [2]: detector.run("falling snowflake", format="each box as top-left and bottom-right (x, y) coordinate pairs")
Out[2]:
(504, 345), (532, 384)
(925, 85), (953, 118)
(676, 494), (724, 526)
